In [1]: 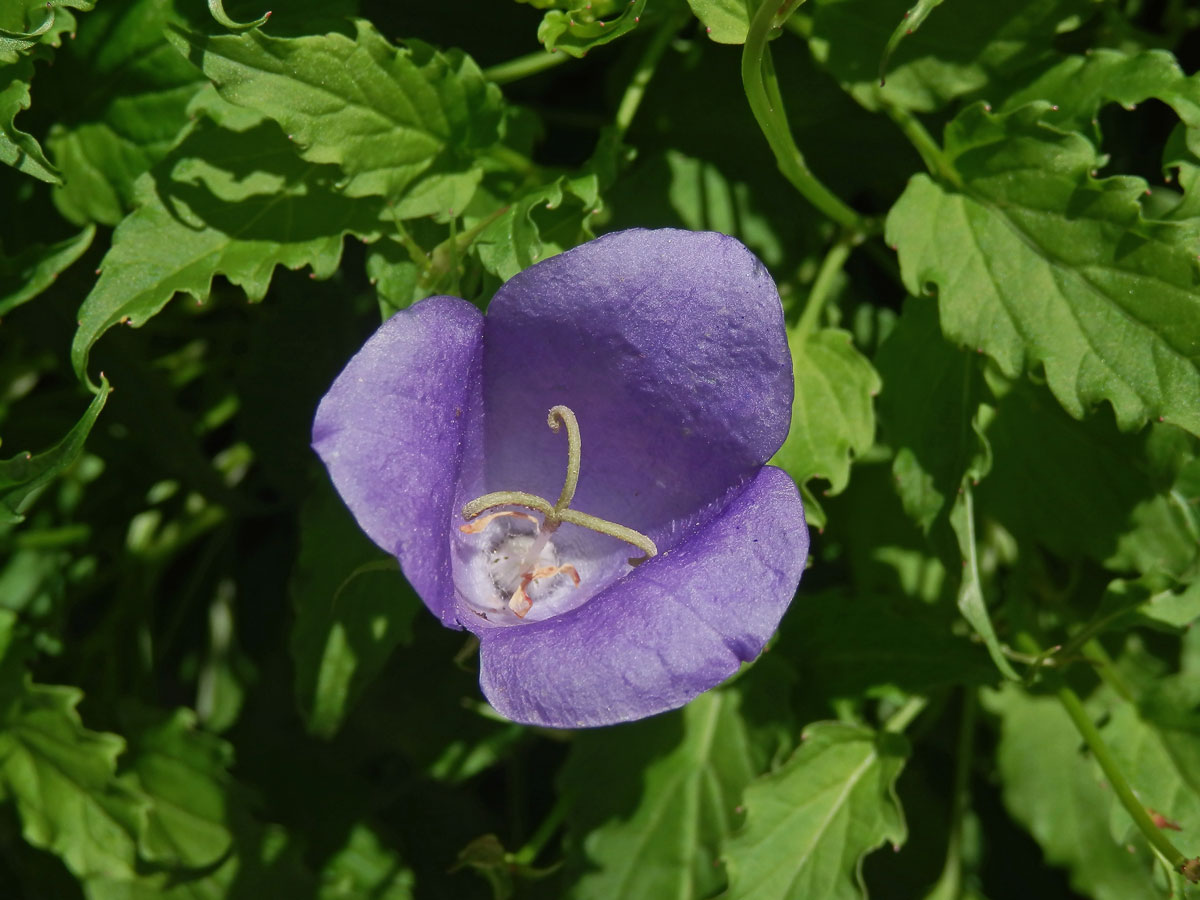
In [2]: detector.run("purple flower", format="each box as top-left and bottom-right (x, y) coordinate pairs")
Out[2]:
(312, 228), (809, 728)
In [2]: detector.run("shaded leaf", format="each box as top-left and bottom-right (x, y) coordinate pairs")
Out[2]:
(168, 20), (503, 204)
(47, 0), (207, 226)
(782, 591), (997, 699)
(0, 376), (109, 523)
(878, 0), (946, 87)
(71, 116), (382, 385)
(875, 296), (988, 533)
(0, 223), (94, 315)
(290, 481), (419, 739)
(319, 823), (415, 899)
(887, 101), (1200, 435)
(806, 0), (1092, 112)
(722, 721), (909, 900)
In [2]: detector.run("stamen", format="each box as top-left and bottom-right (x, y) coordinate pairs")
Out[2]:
(457, 510), (540, 534)
(509, 564), (580, 618)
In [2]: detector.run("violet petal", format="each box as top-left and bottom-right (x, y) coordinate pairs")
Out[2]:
(476, 465), (808, 727)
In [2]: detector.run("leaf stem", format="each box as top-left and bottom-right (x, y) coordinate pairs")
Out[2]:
(512, 794), (568, 866)
(613, 11), (684, 139)
(880, 101), (963, 189)
(925, 690), (977, 900)
(741, 0), (874, 235)
(1016, 632), (1198, 882)
(883, 695), (928, 733)
(794, 235), (852, 340)
(483, 49), (569, 85)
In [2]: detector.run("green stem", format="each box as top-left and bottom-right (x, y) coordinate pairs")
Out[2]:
(613, 12), (684, 138)
(795, 236), (852, 339)
(1016, 633), (1195, 880)
(483, 49), (569, 85)
(881, 101), (963, 189)
(512, 795), (568, 866)
(926, 691), (977, 900)
(741, 0), (874, 234)
(883, 695), (928, 733)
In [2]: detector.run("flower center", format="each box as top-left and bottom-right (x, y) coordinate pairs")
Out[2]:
(459, 404), (658, 619)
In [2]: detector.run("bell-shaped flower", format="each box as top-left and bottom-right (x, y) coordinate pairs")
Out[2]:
(312, 228), (809, 727)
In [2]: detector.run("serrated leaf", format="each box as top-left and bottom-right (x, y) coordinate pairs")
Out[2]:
(168, 20), (503, 203)
(47, 0), (207, 225)
(0, 679), (146, 880)
(887, 101), (1200, 436)
(772, 327), (879, 528)
(722, 721), (909, 900)
(687, 0), (750, 44)
(207, 0), (269, 32)
(986, 685), (1163, 900)
(563, 689), (766, 900)
(537, 0), (648, 58)
(123, 709), (234, 869)
(0, 0), (92, 54)
(70, 116), (382, 386)
(319, 823), (415, 900)
(0, 51), (59, 182)
(807, 0), (1092, 113)
(0, 223), (94, 315)
(290, 481), (419, 739)
(1, 376), (109, 523)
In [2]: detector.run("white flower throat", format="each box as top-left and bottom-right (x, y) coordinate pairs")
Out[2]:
(459, 405), (657, 619)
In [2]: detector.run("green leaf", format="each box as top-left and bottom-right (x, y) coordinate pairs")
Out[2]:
(875, 297), (988, 533)
(563, 689), (768, 900)
(782, 591), (997, 699)
(474, 173), (600, 282)
(772, 327), (880, 529)
(886, 101), (1200, 436)
(721, 721), (909, 900)
(0, 223), (94, 315)
(1102, 702), (1200, 860)
(70, 116), (382, 386)
(687, 0), (751, 44)
(318, 823), (415, 900)
(47, 0), (207, 226)
(168, 20), (503, 204)
(986, 685), (1163, 900)
(207, 0), (270, 32)
(0, 376), (109, 523)
(0, 679), (147, 880)
(290, 481), (419, 739)
(806, 0), (1093, 112)
(122, 708), (234, 869)
(0, 51), (59, 183)
(537, 0), (649, 58)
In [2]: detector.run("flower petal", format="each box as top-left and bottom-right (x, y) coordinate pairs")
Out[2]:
(479, 228), (793, 541)
(312, 296), (484, 625)
(476, 465), (808, 727)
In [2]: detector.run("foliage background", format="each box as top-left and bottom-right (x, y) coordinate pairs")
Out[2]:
(1, 0), (1199, 897)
